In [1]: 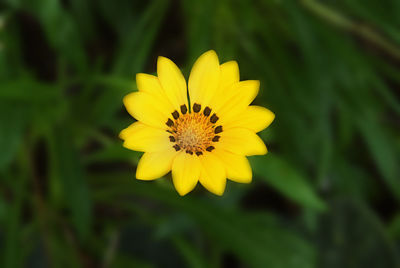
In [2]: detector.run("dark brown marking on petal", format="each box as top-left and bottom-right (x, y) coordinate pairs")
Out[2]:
(203, 107), (211, 116)
(212, 135), (220, 142)
(186, 150), (193, 155)
(193, 103), (201, 113)
(173, 144), (181, 151)
(196, 151), (203, 156)
(166, 118), (174, 127)
(180, 104), (187, 114)
(169, 136), (176, 142)
(214, 125), (223, 134)
(206, 146), (215, 152)
(172, 110), (179, 120)
(210, 114), (219, 123)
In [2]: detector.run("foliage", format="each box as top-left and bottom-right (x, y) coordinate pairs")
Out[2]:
(0, 0), (399, 267)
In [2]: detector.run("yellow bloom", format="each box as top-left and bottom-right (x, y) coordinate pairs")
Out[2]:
(120, 50), (274, 196)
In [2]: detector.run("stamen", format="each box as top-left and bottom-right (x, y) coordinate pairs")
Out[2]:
(170, 104), (222, 153)
(203, 107), (211, 116)
(180, 104), (188, 114)
(172, 111), (179, 120)
(173, 144), (181, 151)
(193, 103), (201, 113)
(166, 118), (174, 127)
(210, 114), (219, 123)
(212, 136), (220, 142)
(214, 126), (223, 134)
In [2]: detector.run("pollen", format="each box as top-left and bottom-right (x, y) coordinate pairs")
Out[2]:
(167, 105), (220, 155)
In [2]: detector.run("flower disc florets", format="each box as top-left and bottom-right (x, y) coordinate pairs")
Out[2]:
(166, 103), (222, 155)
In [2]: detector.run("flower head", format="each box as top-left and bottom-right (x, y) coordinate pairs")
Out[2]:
(120, 50), (274, 196)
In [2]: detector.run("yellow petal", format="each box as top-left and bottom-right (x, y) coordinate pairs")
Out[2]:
(219, 61), (239, 90)
(218, 128), (267, 156)
(136, 73), (163, 95)
(136, 148), (178, 180)
(119, 122), (137, 140)
(188, 50), (220, 107)
(123, 92), (171, 129)
(223, 106), (275, 133)
(198, 152), (226, 196)
(172, 152), (201, 196)
(212, 80), (260, 122)
(121, 122), (171, 152)
(157, 56), (188, 110)
(136, 73), (175, 111)
(213, 149), (252, 183)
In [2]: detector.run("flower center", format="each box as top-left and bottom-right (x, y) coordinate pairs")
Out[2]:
(166, 103), (223, 155)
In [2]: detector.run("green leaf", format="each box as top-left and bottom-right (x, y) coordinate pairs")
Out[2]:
(181, 0), (215, 61)
(172, 237), (208, 268)
(250, 155), (327, 211)
(111, 0), (169, 76)
(24, 0), (88, 72)
(92, 174), (317, 268)
(48, 128), (92, 240)
(388, 214), (400, 240)
(0, 101), (28, 170)
(0, 79), (60, 102)
(2, 168), (27, 268)
(357, 114), (400, 201)
(317, 199), (399, 267)
(84, 143), (141, 165)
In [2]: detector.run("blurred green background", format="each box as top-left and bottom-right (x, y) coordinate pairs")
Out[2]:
(1, 0), (400, 267)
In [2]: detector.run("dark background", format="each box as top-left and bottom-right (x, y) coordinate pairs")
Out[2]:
(1, 0), (400, 267)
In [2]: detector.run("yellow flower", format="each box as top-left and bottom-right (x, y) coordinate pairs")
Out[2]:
(120, 50), (274, 196)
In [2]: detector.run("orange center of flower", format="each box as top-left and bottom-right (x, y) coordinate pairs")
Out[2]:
(166, 103), (223, 155)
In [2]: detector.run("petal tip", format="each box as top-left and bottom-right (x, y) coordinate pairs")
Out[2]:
(242, 79), (260, 89)
(253, 80), (260, 88)
(119, 130), (127, 140)
(174, 181), (198, 196)
(196, 50), (219, 64)
(200, 179), (226, 196)
(122, 92), (136, 106)
(157, 55), (166, 62)
(136, 170), (160, 181)
(157, 55), (171, 66)
(176, 188), (191, 196)
(270, 111), (276, 122)
(221, 60), (239, 70)
(203, 49), (217, 56)
(242, 177), (253, 184)
(212, 188), (225, 196)
(136, 159), (160, 181)
(251, 136), (268, 156)
(261, 146), (268, 155)
(119, 135), (124, 141)
(135, 73), (147, 82)
(157, 56), (170, 70)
